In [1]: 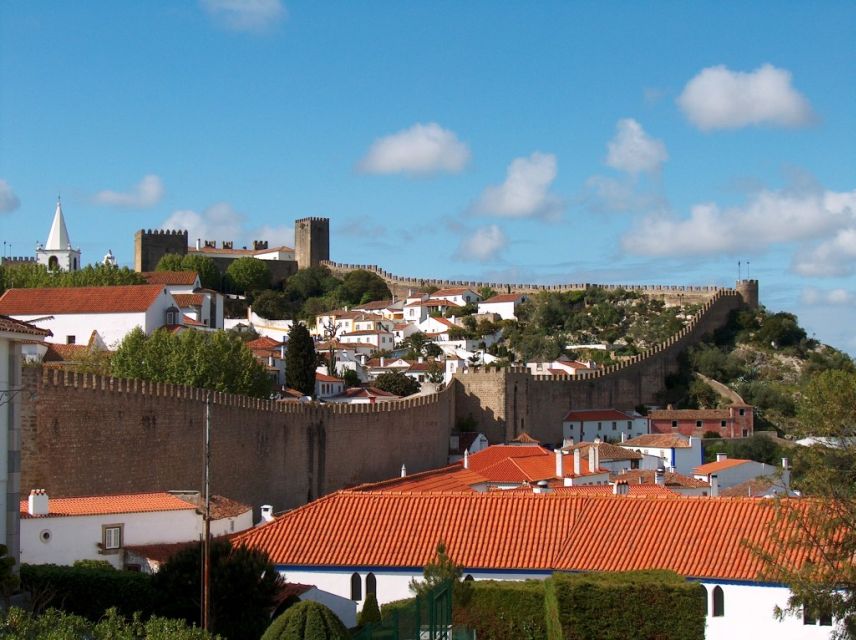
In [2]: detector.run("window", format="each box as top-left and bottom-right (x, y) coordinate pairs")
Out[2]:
(804, 607), (833, 626)
(712, 586), (724, 617)
(671, 420), (678, 428)
(739, 408), (745, 416)
(721, 420), (726, 427)
(102, 524), (123, 551)
(464, 574), (474, 581)
(597, 422), (602, 431)
(350, 573), (362, 601)
(66, 335), (76, 345)
(700, 585), (708, 614)
(696, 420), (703, 428)
(366, 572), (377, 596)
(612, 421), (617, 431)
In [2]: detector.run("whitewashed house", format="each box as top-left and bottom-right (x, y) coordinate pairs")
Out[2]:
(0, 284), (182, 349)
(563, 409), (649, 443)
(620, 433), (704, 476)
(339, 329), (395, 351)
(429, 287), (481, 307)
(477, 293), (528, 320)
(142, 271), (224, 329)
(693, 454), (790, 491)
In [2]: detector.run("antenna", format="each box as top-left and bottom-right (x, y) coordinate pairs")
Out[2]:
(738, 260), (742, 281)
(746, 260), (750, 279)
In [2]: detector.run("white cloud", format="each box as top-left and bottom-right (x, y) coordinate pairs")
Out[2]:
(472, 152), (564, 220)
(93, 175), (165, 208)
(678, 64), (814, 130)
(801, 287), (855, 306)
(161, 202), (244, 242)
(454, 225), (508, 262)
(200, 0), (286, 33)
(624, 188), (856, 257)
(606, 119), (668, 175)
(793, 227), (856, 277)
(582, 175), (666, 214)
(0, 179), (21, 213)
(358, 123), (471, 175)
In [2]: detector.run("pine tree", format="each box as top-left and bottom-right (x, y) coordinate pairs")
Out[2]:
(285, 323), (316, 396)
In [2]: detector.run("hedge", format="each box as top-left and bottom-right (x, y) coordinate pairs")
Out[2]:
(545, 570), (706, 640)
(453, 580), (547, 640)
(261, 600), (349, 640)
(20, 564), (157, 620)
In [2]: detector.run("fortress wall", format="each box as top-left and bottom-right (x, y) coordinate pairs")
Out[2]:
(20, 369), (453, 512)
(321, 260), (724, 305)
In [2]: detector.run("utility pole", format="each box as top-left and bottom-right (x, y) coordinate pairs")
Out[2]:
(202, 392), (212, 631)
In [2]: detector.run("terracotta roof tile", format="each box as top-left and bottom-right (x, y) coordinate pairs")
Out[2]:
(622, 434), (692, 449)
(650, 408), (736, 420)
(20, 492), (197, 519)
(565, 442), (642, 461)
(0, 315), (52, 337)
(563, 409), (635, 422)
(43, 343), (91, 362)
(141, 271), (199, 285)
(0, 285), (166, 315)
(481, 294), (525, 304)
(694, 458), (752, 475)
(173, 293), (205, 307)
(610, 469), (710, 489)
(315, 373), (343, 383)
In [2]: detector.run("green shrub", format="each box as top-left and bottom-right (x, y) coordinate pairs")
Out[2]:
(379, 597), (414, 622)
(546, 571), (706, 640)
(20, 563), (157, 620)
(358, 592), (381, 626)
(261, 601), (349, 640)
(453, 580), (546, 640)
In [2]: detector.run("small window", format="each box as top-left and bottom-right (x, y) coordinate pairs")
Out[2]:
(597, 422), (602, 431)
(671, 420), (678, 428)
(66, 335), (76, 345)
(350, 573), (362, 601)
(696, 420), (702, 428)
(612, 421), (617, 431)
(721, 420), (726, 427)
(366, 572), (377, 596)
(464, 574), (474, 581)
(739, 409), (745, 416)
(712, 586), (724, 617)
(102, 524), (123, 551)
(803, 608), (816, 625)
(627, 421), (632, 429)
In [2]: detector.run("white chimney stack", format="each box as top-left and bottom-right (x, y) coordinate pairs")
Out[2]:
(588, 446), (596, 474)
(716, 452), (727, 462)
(612, 480), (629, 496)
(620, 432), (627, 443)
(533, 480), (551, 494)
(463, 449), (469, 469)
(401, 464), (407, 477)
(555, 449), (564, 478)
(655, 466), (666, 487)
(28, 489), (49, 516)
(260, 505), (274, 523)
(573, 448), (582, 475)
(195, 238), (201, 250)
(710, 474), (720, 497)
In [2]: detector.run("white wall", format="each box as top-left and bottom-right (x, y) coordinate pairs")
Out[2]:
(21, 509), (201, 569)
(210, 510), (254, 538)
(696, 461), (780, 489)
(301, 587), (357, 628)
(625, 440), (702, 475)
(13, 312), (148, 349)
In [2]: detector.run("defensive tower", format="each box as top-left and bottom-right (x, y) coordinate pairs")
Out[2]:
(294, 217), (330, 270)
(735, 279), (759, 309)
(134, 229), (188, 272)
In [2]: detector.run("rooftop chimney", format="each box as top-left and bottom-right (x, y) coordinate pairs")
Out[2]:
(463, 449), (469, 470)
(710, 474), (720, 497)
(260, 505), (275, 523)
(380, 356), (385, 367)
(655, 466), (666, 487)
(620, 432), (627, 443)
(573, 448), (582, 476)
(555, 449), (564, 478)
(563, 437), (574, 449)
(588, 446), (596, 474)
(716, 452), (727, 462)
(195, 238), (201, 250)
(612, 480), (630, 496)
(533, 480), (551, 494)
(28, 489), (49, 516)
(401, 464), (407, 478)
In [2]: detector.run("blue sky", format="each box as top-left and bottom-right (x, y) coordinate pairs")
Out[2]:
(2, 1), (855, 352)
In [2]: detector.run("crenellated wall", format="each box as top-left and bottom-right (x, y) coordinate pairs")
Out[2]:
(20, 369), (453, 513)
(321, 260), (728, 306)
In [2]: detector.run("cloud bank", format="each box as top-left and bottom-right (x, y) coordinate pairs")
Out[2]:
(0, 179), (21, 213)
(93, 175), (165, 209)
(678, 64), (814, 130)
(358, 123), (471, 175)
(472, 152), (563, 220)
(454, 225), (509, 262)
(606, 119), (668, 175)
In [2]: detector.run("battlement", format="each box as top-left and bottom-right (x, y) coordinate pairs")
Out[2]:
(136, 229), (189, 238)
(0, 256), (37, 265)
(295, 216), (331, 224)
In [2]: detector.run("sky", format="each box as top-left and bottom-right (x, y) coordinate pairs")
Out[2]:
(1, 1), (855, 352)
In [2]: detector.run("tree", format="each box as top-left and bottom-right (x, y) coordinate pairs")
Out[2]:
(358, 592), (381, 627)
(757, 369), (856, 638)
(226, 257), (271, 294)
(155, 253), (220, 290)
(0, 545), (18, 610)
(341, 368), (361, 388)
(0, 262), (145, 293)
(409, 541), (471, 606)
(756, 312), (807, 349)
(252, 290), (292, 320)
(153, 539), (282, 640)
(335, 269), (391, 306)
(374, 371), (420, 397)
(261, 601), (349, 640)
(111, 327), (272, 397)
(285, 323), (316, 396)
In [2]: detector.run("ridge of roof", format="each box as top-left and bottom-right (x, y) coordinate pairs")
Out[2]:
(0, 285), (167, 315)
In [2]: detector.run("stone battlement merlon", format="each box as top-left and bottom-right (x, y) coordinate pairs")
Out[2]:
(136, 229), (189, 237)
(294, 217), (331, 224)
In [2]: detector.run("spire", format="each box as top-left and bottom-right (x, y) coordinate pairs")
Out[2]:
(45, 197), (72, 251)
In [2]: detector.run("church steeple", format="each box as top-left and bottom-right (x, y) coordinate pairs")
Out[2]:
(45, 197), (72, 250)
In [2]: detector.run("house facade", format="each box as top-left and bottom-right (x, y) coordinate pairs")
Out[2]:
(649, 405), (754, 438)
(563, 409), (649, 443)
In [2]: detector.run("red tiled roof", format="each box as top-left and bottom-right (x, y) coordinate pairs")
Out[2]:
(650, 408), (736, 420)
(430, 288), (475, 297)
(353, 300), (393, 310)
(141, 271), (199, 285)
(0, 315), (52, 337)
(351, 464), (485, 493)
(43, 343), (90, 362)
(315, 373), (343, 383)
(20, 492), (197, 519)
(481, 294), (524, 304)
(563, 409), (634, 422)
(234, 492), (819, 581)
(565, 442), (642, 461)
(405, 300), (462, 308)
(547, 484), (676, 497)
(694, 458), (752, 475)
(466, 445), (551, 472)
(610, 469), (710, 489)
(0, 285), (166, 315)
(173, 293), (205, 307)
(341, 329), (391, 337)
(247, 336), (283, 350)
(622, 434), (693, 449)
(124, 540), (198, 564)
(339, 387), (398, 399)
(182, 315), (206, 327)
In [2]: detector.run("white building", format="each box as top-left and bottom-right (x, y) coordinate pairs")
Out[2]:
(429, 287), (481, 307)
(477, 293), (528, 320)
(694, 454), (789, 490)
(620, 433), (704, 476)
(235, 491), (837, 639)
(20, 490), (252, 569)
(563, 409), (649, 443)
(142, 271), (225, 329)
(35, 198), (81, 272)
(0, 284), (182, 348)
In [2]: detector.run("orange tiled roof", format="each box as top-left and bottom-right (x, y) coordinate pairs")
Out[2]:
(315, 373), (343, 383)
(622, 434), (692, 449)
(565, 442), (642, 461)
(694, 458), (753, 475)
(234, 492), (818, 581)
(0, 315), (52, 337)
(182, 315), (206, 327)
(430, 288), (475, 297)
(0, 285), (166, 315)
(650, 408), (737, 420)
(563, 409), (634, 422)
(173, 293), (205, 307)
(141, 271), (199, 285)
(351, 464), (485, 493)
(466, 444), (551, 472)
(247, 336), (283, 350)
(481, 294), (524, 304)
(610, 469), (710, 489)
(43, 343), (90, 362)
(20, 492), (197, 519)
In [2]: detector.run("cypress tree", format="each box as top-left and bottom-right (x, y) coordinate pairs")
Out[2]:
(285, 323), (317, 396)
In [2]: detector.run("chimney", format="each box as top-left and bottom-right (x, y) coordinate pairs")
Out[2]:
(533, 480), (551, 494)
(195, 238), (201, 250)
(716, 452), (727, 462)
(563, 437), (574, 448)
(380, 356), (385, 367)
(612, 480), (629, 496)
(781, 458), (791, 489)
(260, 505), (274, 523)
(418, 356), (424, 364)
(655, 466), (665, 487)
(620, 432), (627, 443)
(555, 449), (564, 478)
(573, 448), (582, 475)
(588, 443), (599, 472)
(710, 474), (720, 497)
(401, 464), (407, 478)
(28, 489), (49, 516)
(463, 450), (469, 470)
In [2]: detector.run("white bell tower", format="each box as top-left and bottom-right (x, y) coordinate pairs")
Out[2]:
(36, 197), (81, 271)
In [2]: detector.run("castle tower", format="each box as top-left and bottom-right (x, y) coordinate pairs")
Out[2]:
(736, 279), (759, 309)
(36, 198), (81, 271)
(294, 217), (330, 270)
(134, 229), (189, 272)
